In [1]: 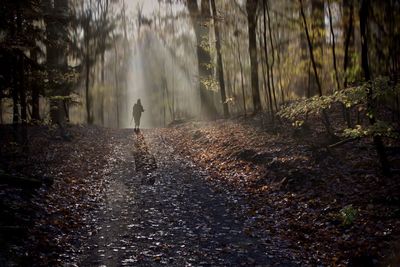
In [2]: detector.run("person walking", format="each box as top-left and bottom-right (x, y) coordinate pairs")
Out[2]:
(132, 99), (144, 130)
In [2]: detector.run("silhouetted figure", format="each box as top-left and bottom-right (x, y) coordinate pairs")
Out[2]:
(132, 99), (144, 130)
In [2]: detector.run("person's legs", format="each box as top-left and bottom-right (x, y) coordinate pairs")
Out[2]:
(134, 117), (139, 129)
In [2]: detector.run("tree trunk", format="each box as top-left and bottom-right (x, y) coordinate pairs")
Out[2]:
(309, 0), (325, 97)
(328, 0), (340, 92)
(299, 0), (333, 135)
(342, 0), (355, 127)
(101, 51), (105, 85)
(274, 19), (285, 105)
(100, 91), (104, 126)
(187, 0), (218, 119)
(45, 0), (69, 126)
(85, 53), (92, 124)
(247, 0), (261, 114)
(113, 35), (120, 128)
(0, 91), (3, 124)
(234, 24), (247, 116)
(18, 57), (27, 122)
(343, 0), (354, 89)
(238, 39), (247, 116)
(84, 11), (93, 124)
(211, 0), (229, 118)
(258, 24), (269, 114)
(262, 0), (274, 121)
(265, 0), (278, 112)
(359, 0), (390, 175)
(12, 63), (19, 126)
(299, 0), (323, 96)
(30, 49), (40, 122)
(19, 56), (28, 146)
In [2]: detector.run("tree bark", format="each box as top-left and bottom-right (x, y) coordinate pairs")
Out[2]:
(328, 0), (340, 92)
(308, 0), (325, 97)
(211, 0), (229, 118)
(262, 0), (274, 120)
(101, 51), (105, 85)
(85, 45), (92, 124)
(265, 0), (278, 112)
(299, 0), (333, 135)
(258, 24), (269, 114)
(343, 0), (354, 89)
(187, 0), (218, 119)
(30, 49), (40, 122)
(342, 0), (355, 127)
(84, 9), (92, 124)
(274, 20), (285, 105)
(247, 0), (262, 114)
(235, 29), (247, 116)
(18, 56), (27, 144)
(359, 0), (390, 175)
(299, 0), (323, 97)
(113, 35), (120, 128)
(44, 0), (69, 125)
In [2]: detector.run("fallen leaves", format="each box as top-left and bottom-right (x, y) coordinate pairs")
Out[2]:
(1, 120), (399, 266)
(0, 125), (115, 266)
(160, 118), (400, 266)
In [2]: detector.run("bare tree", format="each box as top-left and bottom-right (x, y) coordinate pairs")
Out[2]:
(211, 0), (229, 117)
(246, 0), (262, 113)
(359, 0), (390, 175)
(299, 0), (332, 135)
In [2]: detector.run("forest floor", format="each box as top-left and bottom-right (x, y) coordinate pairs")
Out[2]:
(0, 115), (400, 266)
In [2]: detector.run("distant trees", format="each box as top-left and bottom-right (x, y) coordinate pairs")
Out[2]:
(1, 0), (399, 132)
(70, 0), (116, 124)
(0, 0), (77, 132)
(179, 0), (399, 122)
(277, 0), (399, 174)
(44, 0), (71, 125)
(0, 0), (126, 130)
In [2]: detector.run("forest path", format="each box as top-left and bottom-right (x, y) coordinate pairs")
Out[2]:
(78, 129), (296, 266)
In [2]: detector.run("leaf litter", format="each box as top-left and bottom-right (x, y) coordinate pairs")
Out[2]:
(1, 119), (399, 266)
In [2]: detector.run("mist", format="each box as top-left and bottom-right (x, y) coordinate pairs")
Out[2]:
(66, 0), (200, 128)
(126, 26), (199, 128)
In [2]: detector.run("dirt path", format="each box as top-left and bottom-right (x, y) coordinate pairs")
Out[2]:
(78, 129), (296, 266)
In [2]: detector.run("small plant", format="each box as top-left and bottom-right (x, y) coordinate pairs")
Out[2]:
(192, 130), (203, 140)
(339, 204), (358, 226)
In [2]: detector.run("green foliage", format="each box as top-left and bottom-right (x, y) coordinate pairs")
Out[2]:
(44, 69), (80, 95)
(344, 53), (363, 84)
(292, 120), (305, 128)
(339, 205), (358, 226)
(201, 76), (220, 92)
(201, 63), (214, 71)
(278, 77), (400, 139)
(278, 95), (334, 121)
(200, 37), (212, 54)
(343, 121), (400, 139)
(48, 93), (81, 106)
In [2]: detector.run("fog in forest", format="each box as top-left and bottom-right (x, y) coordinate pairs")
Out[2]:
(67, 0), (199, 128)
(1, 0), (400, 265)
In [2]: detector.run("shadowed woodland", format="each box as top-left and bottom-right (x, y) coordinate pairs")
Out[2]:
(1, 0), (400, 266)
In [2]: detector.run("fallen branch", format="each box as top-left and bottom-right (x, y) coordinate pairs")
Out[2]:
(328, 137), (358, 149)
